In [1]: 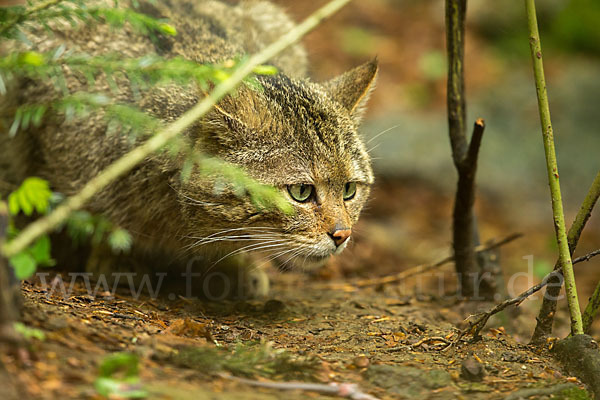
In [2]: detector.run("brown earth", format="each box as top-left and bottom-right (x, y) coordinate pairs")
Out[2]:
(2, 0), (600, 398)
(1, 179), (594, 399)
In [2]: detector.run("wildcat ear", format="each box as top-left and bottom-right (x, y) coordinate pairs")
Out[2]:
(323, 58), (378, 124)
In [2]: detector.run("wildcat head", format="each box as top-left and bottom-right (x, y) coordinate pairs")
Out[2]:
(180, 60), (377, 269)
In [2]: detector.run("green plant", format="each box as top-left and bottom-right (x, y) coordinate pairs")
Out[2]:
(94, 352), (147, 399)
(525, 0), (583, 335)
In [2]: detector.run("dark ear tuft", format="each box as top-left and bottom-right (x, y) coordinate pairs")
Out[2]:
(323, 58), (378, 124)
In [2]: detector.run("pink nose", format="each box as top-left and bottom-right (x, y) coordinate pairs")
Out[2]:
(329, 229), (351, 247)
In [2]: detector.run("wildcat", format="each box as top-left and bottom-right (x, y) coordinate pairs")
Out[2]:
(0, 0), (377, 298)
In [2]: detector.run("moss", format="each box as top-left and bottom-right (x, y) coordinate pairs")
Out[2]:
(553, 387), (591, 400)
(166, 341), (320, 381)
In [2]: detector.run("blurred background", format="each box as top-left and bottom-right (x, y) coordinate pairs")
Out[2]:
(272, 0), (600, 340)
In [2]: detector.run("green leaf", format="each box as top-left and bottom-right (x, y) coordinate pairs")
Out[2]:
(99, 353), (140, 378)
(158, 22), (177, 36)
(19, 51), (45, 67)
(17, 187), (33, 216)
(7, 177), (52, 216)
(108, 228), (132, 253)
(9, 252), (37, 280)
(180, 158), (194, 182)
(213, 69), (230, 82)
(13, 322), (46, 341)
(252, 65), (278, 75)
(8, 192), (19, 216)
(94, 377), (147, 399)
(29, 236), (54, 266)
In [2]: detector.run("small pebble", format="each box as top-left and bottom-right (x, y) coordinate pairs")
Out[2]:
(353, 355), (370, 368)
(263, 299), (285, 313)
(461, 357), (485, 382)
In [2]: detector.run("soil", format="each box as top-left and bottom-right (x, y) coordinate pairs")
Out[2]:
(0, 180), (593, 399)
(2, 1), (599, 398)
(0, 270), (587, 400)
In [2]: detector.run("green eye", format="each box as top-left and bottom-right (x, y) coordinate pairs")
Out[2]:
(287, 184), (314, 202)
(343, 182), (357, 200)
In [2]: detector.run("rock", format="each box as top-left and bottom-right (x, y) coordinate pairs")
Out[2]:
(460, 357), (485, 382)
(263, 299), (285, 314)
(553, 334), (600, 397)
(353, 355), (370, 368)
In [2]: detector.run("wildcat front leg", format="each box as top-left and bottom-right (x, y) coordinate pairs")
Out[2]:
(191, 254), (270, 300)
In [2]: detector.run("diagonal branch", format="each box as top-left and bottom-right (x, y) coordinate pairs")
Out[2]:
(349, 233), (521, 289)
(0, 0), (353, 259)
(457, 247), (600, 342)
(530, 171), (600, 344)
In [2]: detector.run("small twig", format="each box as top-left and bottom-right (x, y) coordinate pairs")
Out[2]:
(411, 336), (451, 348)
(350, 233), (522, 288)
(582, 247), (600, 333)
(456, 247), (600, 342)
(464, 118), (485, 169)
(218, 374), (380, 400)
(573, 249), (600, 265)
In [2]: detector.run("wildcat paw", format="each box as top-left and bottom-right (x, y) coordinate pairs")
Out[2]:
(240, 268), (270, 299)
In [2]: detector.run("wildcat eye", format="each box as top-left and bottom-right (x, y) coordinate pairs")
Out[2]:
(287, 184), (314, 202)
(343, 182), (357, 200)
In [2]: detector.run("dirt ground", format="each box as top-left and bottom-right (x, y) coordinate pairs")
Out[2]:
(2, 0), (600, 398)
(0, 271), (589, 399)
(1, 180), (595, 400)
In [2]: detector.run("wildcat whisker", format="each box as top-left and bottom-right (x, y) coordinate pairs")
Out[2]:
(208, 241), (293, 269)
(181, 235), (286, 256)
(366, 123), (401, 144)
(168, 183), (220, 207)
(181, 226), (280, 241)
(367, 142), (382, 154)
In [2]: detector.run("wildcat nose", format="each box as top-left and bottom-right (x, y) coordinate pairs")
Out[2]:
(329, 228), (351, 247)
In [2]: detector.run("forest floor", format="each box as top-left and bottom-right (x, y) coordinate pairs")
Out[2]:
(1, 179), (595, 400)
(2, 0), (600, 398)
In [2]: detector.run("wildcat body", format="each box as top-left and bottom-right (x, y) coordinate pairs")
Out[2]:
(0, 0), (377, 297)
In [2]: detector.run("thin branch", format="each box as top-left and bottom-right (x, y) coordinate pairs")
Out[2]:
(464, 118), (485, 171)
(582, 247), (600, 333)
(218, 373), (380, 400)
(348, 233), (522, 288)
(446, 0), (467, 166)
(457, 247), (600, 342)
(531, 172), (600, 343)
(0, 0), (352, 259)
(525, 0), (583, 335)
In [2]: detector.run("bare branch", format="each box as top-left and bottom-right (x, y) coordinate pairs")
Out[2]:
(219, 373), (380, 400)
(348, 233), (522, 289)
(457, 247), (600, 342)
